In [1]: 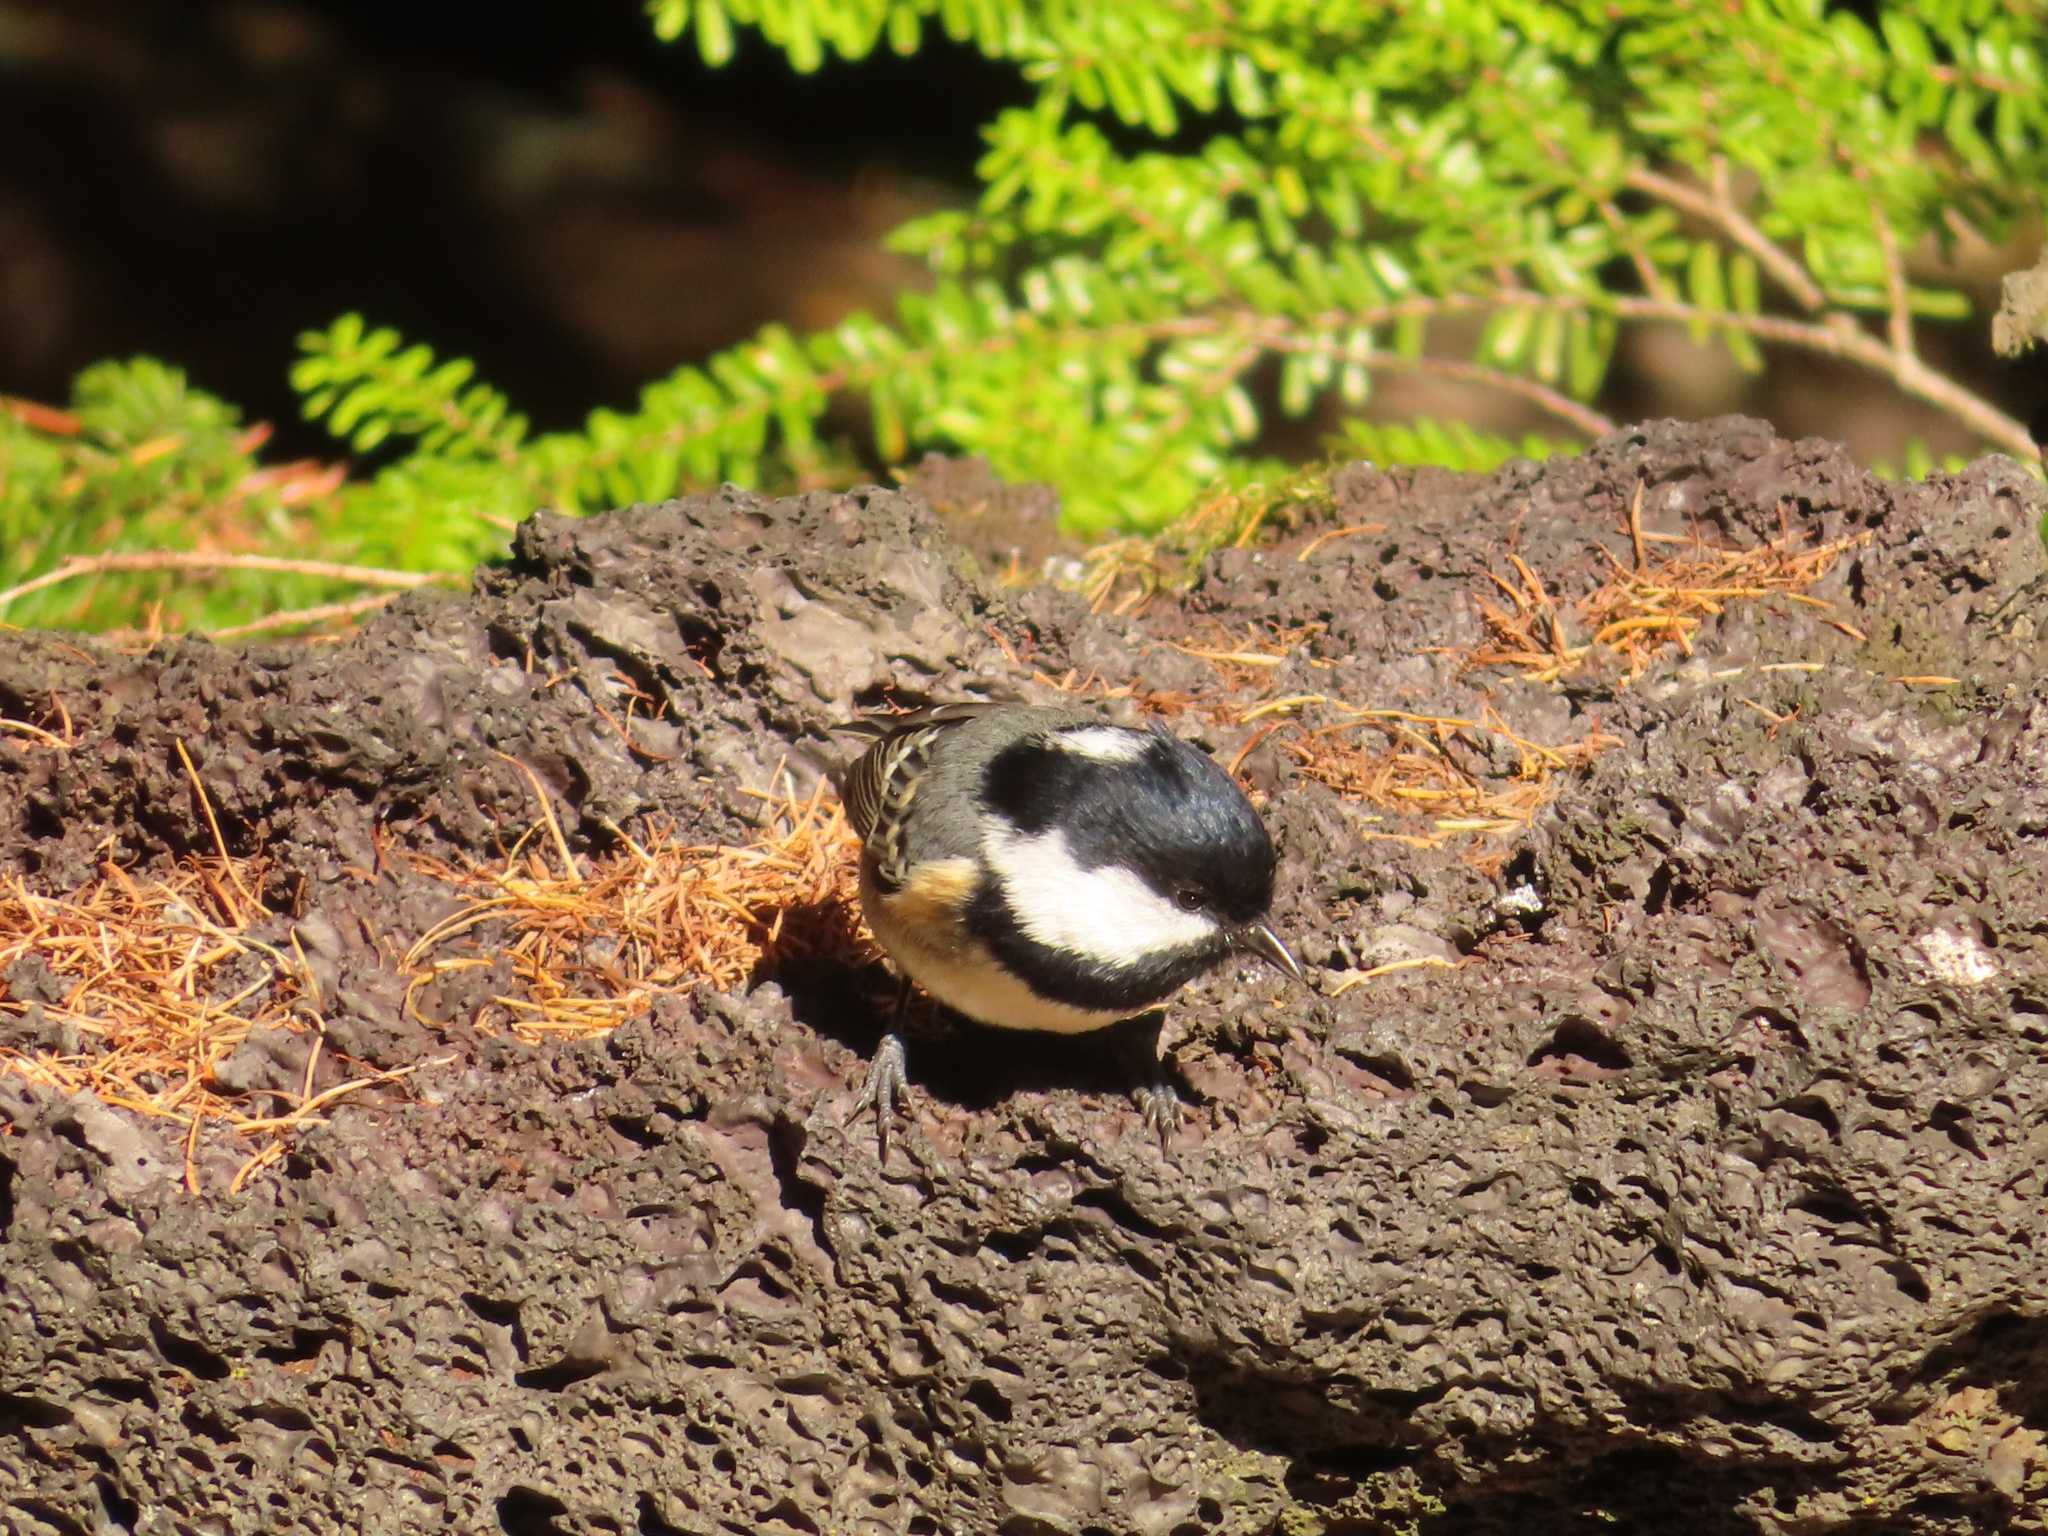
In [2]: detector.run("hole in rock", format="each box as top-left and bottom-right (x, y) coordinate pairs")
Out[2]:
(963, 1379), (1013, 1424)
(148, 1318), (230, 1381)
(497, 1486), (571, 1535)
(257, 1327), (344, 1368)
(515, 1356), (609, 1393)
(1529, 1018), (1633, 1073)
(0, 1394), (70, 1433)
(638, 1492), (690, 1535)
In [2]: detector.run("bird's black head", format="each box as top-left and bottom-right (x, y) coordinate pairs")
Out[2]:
(991, 724), (1277, 920)
(968, 721), (1286, 1013)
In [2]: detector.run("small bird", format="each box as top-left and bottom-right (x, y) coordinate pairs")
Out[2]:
(837, 702), (1302, 1135)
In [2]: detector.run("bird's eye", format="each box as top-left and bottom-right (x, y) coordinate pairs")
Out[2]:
(1175, 888), (1206, 912)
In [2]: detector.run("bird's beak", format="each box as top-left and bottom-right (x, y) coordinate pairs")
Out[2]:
(1238, 923), (1304, 983)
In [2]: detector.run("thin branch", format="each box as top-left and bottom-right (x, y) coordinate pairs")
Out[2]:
(588, 275), (2039, 500)
(204, 591), (410, 641)
(0, 552), (460, 615)
(1626, 165), (1828, 313)
(1604, 297), (2037, 461)
(1114, 312), (1618, 439)
(1216, 294), (2035, 464)
(0, 395), (82, 435)
(1598, 196), (1676, 302)
(1870, 200), (1915, 361)
(1261, 339), (1617, 438)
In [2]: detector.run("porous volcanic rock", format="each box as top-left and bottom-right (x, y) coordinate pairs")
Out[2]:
(3, 418), (2046, 1535)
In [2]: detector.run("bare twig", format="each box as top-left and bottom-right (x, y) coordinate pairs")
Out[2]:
(0, 551), (459, 615)
(1598, 196), (1676, 302)
(1626, 164), (1828, 313)
(1870, 200), (1915, 361)
(1604, 298), (2037, 462)
(204, 591), (409, 640)
(1257, 334), (1617, 438)
(0, 395), (82, 435)
(1262, 292), (2032, 463)
(1170, 295), (2037, 462)
(1614, 164), (2037, 462)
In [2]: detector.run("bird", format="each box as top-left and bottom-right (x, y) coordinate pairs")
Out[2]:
(836, 701), (1302, 1137)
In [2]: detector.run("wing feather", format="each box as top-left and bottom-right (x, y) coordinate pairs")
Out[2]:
(840, 734), (893, 843)
(836, 700), (1005, 745)
(835, 703), (1005, 888)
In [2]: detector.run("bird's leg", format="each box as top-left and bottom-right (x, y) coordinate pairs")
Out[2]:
(1107, 1010), (1182, 1141)
(860, 976), (914, 1147)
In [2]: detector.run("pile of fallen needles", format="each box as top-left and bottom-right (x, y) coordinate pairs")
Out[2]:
(402, 776), (876, 1041)
(1268, 703), (1617, 847)
(0, 857), (435, 1194)
(1468, 486), (1870, 684)
(0, 742), (868, 1189)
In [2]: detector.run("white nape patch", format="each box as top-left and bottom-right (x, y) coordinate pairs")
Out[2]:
(1052, 725), (1151, 764)
(984, 822), (1217, 966)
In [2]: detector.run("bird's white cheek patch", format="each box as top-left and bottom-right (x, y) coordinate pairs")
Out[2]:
(1052, 726), (1151, 764)
(984, 825), (1217, 966)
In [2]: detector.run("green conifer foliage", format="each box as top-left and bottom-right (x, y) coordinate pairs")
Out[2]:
(2, 1), (2042, 631)
(324, 0), (2048, 532)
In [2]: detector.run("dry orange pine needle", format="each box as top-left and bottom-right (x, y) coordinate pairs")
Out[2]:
(1469, 488), (1870, 684)
(0, 781), (882, 1188)
(0, 861), (306, 1129)
(1285, 708), (1615, 846)
(402, 783), (880, 1041)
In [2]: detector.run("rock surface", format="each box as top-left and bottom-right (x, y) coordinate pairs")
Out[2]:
(2, 418), (2046, 1534)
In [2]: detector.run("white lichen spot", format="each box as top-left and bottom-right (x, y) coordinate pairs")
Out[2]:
(1908, 926), (1998, 988)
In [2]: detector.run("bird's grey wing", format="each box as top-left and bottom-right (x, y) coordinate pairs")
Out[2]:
(839, 732), (896, 844)
(836, 704), (1004, 887)
(835, 700), (1009, 841)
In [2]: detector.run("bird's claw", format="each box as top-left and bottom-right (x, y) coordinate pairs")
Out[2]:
(1109, 1011), (1182, 1145)
(861, 1031), (910, 1152)
(1132, 1076), (1183, 1143)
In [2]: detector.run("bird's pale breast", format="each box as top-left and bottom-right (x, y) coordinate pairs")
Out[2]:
(861, 855), (1133, 1035)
